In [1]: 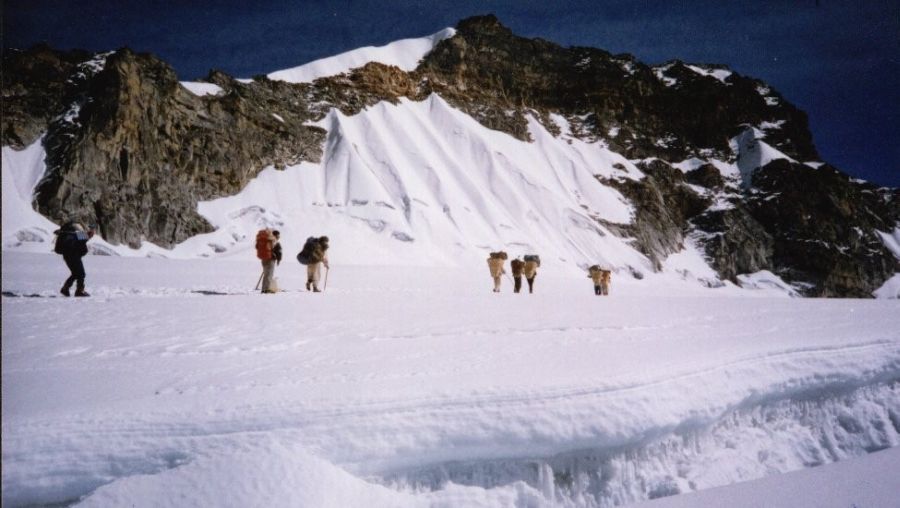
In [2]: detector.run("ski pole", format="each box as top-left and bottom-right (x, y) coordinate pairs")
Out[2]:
(254, 271), (264, 291)
(323, 266), (329, 291)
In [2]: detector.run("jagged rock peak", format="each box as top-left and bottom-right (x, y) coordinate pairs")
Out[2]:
(455, 14), (513, 36)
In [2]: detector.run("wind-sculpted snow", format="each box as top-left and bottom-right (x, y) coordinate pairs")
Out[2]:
(4, 93), (647, 273)
(183, 95), (645, 271)
(267, 28), (456, 83)
(2, 253), (899, 506)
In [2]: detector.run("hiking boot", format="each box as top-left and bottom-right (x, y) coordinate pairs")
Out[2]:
(312, 286), (321, 293)
(74, 289), (90, 297)
(305, 281), (312, 291)
(60, 286), (71, 297)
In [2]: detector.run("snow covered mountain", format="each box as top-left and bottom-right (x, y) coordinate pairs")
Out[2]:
(2, 15), (898, 296)
(3, 15), (900, 508)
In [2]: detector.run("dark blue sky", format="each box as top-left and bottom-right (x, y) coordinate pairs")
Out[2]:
(5, 0), (898, 186)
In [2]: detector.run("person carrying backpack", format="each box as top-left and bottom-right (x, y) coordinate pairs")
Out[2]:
(588, 265), (603, 295)
(54, 222), (95, 297)
(300, 236), (329, 292)
(588, 265), (612, 295)
(510, 257), (525, 293)
(487, 251), (507, 293)
(255, 229), (279, 294)
(600, 269), (612, 296)
(523, 254), (540, 294)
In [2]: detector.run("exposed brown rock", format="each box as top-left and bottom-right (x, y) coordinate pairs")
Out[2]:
(29, 48), (324, 247)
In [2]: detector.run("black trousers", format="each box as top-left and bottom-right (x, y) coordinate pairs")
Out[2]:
(63, 254), (86, 288)
(595, 284), (602, 295)
(513, 276), (522, 293)
(526, 275), (535, 293)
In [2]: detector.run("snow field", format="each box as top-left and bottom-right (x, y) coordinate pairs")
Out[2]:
(2, 252), (899, 506)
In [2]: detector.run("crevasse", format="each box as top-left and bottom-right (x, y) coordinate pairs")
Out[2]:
(376, 381), (900, 507)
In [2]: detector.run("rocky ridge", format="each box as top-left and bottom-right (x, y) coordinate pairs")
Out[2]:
(2, 15), (897, 296)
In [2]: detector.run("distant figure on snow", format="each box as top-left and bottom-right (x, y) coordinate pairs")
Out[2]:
(270, 230), (283, 291)
(297, 236), (329, 292)
(255, 228), (280, 294)
(510, 257), (525, 293)
(487, 251), (507, 292)
(54, 221), (95, 297)
(523, 254), (540, 294)
(600, 269), (611, 296)
(588, 265), (611, 296)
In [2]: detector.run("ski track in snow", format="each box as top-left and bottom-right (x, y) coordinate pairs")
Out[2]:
(2, 252), (900, 506)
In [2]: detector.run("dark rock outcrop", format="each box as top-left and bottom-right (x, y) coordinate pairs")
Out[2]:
(2, 45), (91, 148)
(23, 48), (325, 247)
(691, 207), (775, 283)
(600, 160), (711, 270)
(415, 15), (817, 163)
(744, 160), (899, 296)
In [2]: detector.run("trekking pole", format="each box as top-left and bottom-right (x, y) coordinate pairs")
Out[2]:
(323, 267), (329, 291)
(254, 271), (264, 291)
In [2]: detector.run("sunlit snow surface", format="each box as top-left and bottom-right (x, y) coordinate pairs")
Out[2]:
(179, 82), (224, 96)
(2, 252), (899, 507)
(267, 28), (456, 83)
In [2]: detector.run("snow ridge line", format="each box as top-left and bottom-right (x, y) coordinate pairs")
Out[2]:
(5, 342), (898, 452)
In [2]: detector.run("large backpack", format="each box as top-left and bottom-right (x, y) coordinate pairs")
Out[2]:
(489, 251), (508, 260)
(523, 254), (541, 267)
(54, 231), (75, 255)
(255, 229), (273, 260)
(53, 222), (84, 256)
(296, 237), (318, 265)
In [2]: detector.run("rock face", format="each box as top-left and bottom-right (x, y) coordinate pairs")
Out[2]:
(2, 45), (91, 149)
(5, 48), (325, 247)
(416, 15), (817, 162)
(746, 161), (899, 296)
(599, 160), (712, 271)
(2, 15), (897, 295)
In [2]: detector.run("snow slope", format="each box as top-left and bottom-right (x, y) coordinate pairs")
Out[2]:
(267, 28), (455, 83)
(186, 95), (645, 272)
(2, 95), (654, 274)
(2, 252), (899, 507)
(1, 138), (58, 245)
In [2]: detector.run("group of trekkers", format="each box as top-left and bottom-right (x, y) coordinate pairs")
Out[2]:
(487, 252), (613, 295)
(487, 251), (539, 294)
(53, 222), (610, 296)
(255, 228), (329, 293)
